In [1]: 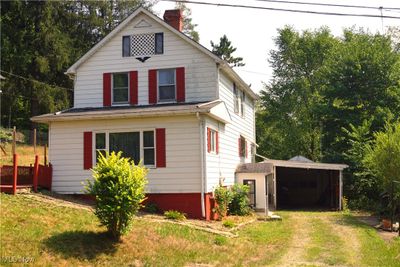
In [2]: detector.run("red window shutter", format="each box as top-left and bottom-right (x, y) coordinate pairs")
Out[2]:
(149, 69), (157, 104)
(207, 128), (211, 153)
(83, 132), (92, 170)
(156, 128), (166, 167)
(216, 131), (219, 154)
(129, 71), (138, 105)
(245, 141), (248, 158)
(176, 67), (185, 102)
(238, 138), (241, 157)
(103, 73), (111, 107)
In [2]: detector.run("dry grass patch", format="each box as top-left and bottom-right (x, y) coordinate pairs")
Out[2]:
(1, 143), (47, 166)
(0, 193), (292, 266)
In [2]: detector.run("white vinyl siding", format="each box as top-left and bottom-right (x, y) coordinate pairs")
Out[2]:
(49, 116), (201, 194)
(205, 72), (255, 192)
(73, 13), (217, 108)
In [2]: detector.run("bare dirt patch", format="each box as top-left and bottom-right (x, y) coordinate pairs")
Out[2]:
(275, 213), (312, 267)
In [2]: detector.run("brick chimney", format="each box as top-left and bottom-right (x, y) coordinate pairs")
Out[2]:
(163, 9), (183, 32)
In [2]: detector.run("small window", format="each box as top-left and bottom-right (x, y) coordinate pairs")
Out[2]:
(113, 73), (129, 104)
(233, 83), (245, 117)
(209, 129), (218, 153)
(239, 136), (246, 158)
(95, 133), (107, 163)
(143, 131), (155, 165)
(158, 69), (176, 102)
(233, 83), (239, 114)
(240, 90), (245, 117)
(155, 33), (164, 54)
(122, 36), (130, 57)
(251, 143), (256, 163)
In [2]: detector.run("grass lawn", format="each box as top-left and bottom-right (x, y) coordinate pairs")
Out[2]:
(1, 194), (399, 266)
(1, 143), (48, 166)
(0, 193), (292, 266)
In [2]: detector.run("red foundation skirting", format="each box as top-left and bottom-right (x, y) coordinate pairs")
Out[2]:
(144, 192), (217, 220)
(66, 192), (218, 220)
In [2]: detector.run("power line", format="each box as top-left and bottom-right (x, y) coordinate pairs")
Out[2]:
(165, 0), (400, 19)
(250, 0), (400, 11)
(0, 70), (73, 92)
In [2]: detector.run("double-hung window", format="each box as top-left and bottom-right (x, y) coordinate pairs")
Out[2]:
(239, 136), (246, 158)
(233, 83), (245, 117)
(95, 133), (107, 161)
(158, 69), (176, 102)
(143, 131), (155, 165)
(112, 73), (129, 104)
(94, 130), (155, 166)
(233, 83), (239, 113)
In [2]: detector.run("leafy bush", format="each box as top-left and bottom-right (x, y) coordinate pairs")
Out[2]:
(0, 128), (13, 142)
(144, 202), (159, 214)
(229, 184), (252, 216)
(85, 152), (148, 239)
(164, 210), (186, 220)
(214, 236), (228, 246)
(341, 196), (350, 214)
(213, 185), (233, 220)
(222, 219), (236, 228)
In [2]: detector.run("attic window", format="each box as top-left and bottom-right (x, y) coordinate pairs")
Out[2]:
(123, 33), (164, 57)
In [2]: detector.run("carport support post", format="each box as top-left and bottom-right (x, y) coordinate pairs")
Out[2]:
(265, 175), (269, 217)
(273, 166), (277, 210)
(339, 170), (343, 210)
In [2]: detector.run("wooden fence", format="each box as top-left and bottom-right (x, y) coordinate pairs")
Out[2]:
(0, 157), (52, 194)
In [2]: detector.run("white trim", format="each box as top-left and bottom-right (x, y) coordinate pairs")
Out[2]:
(157, 68), (177, 103)
(111, 72), (130, 105)
(91, 129), (156, 168)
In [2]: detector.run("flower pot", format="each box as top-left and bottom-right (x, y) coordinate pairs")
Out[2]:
(382, 219), (391, 230)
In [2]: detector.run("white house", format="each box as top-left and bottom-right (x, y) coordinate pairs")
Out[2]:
(32, 7), (258, 220)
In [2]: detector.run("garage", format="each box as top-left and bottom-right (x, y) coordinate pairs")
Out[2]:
(276, 167), (340, 209)
(236, 156), (347, 212)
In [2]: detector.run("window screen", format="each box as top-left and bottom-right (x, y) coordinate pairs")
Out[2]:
(113, 73), (129, 104)
(122, 36), (130, 57)
(158, 69), (175, 102)
(109, 132), (140, 164)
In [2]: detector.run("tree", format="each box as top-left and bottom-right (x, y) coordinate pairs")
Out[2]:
(86, 152), (148, 239)
(257, 26), (337, 161)
(175, 2), (199, 42)
(363, 121), (400, 214)
(211, 35), (245, 67)
(321, 29), (400, 162)
(0, 0), (152, 129)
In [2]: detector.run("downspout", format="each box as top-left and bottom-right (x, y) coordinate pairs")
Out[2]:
(197, 112), (206, 218)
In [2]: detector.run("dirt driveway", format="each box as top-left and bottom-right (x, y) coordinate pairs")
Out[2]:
(274, 211), (399, 267)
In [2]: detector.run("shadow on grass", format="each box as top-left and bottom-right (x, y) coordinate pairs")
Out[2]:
(44, 230), (118, 260)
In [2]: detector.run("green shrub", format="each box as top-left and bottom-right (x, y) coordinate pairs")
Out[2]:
(214, 236), (228, 246)
(341, 196), (350, 214)
(85, 151), (148, 239)
(0, 128), (13, 142)
(213, 185), (233, 220)
(164, 210), (186, 220)
(144, 202), (159, 214)
(222, 219), (236, 228)
(229, 184), (251, 216)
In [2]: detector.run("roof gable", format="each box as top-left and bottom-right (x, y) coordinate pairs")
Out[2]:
(66, 7), (221, 74)
(65, 7), (258, 100)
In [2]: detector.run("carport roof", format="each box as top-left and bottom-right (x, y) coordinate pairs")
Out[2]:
(236, 163), (274, 174)
(262, 159), (348, 171)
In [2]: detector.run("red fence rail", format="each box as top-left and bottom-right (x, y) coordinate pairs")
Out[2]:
(0, 163), (52, 193)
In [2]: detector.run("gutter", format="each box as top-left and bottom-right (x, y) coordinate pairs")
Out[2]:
(197, 112), (206, 218)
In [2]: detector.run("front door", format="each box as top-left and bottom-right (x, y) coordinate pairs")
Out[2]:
(243, 179), (256, 208)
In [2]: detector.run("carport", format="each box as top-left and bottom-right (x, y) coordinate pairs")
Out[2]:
(265, 157), (348, 210)
(236, 156), (347, 212)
